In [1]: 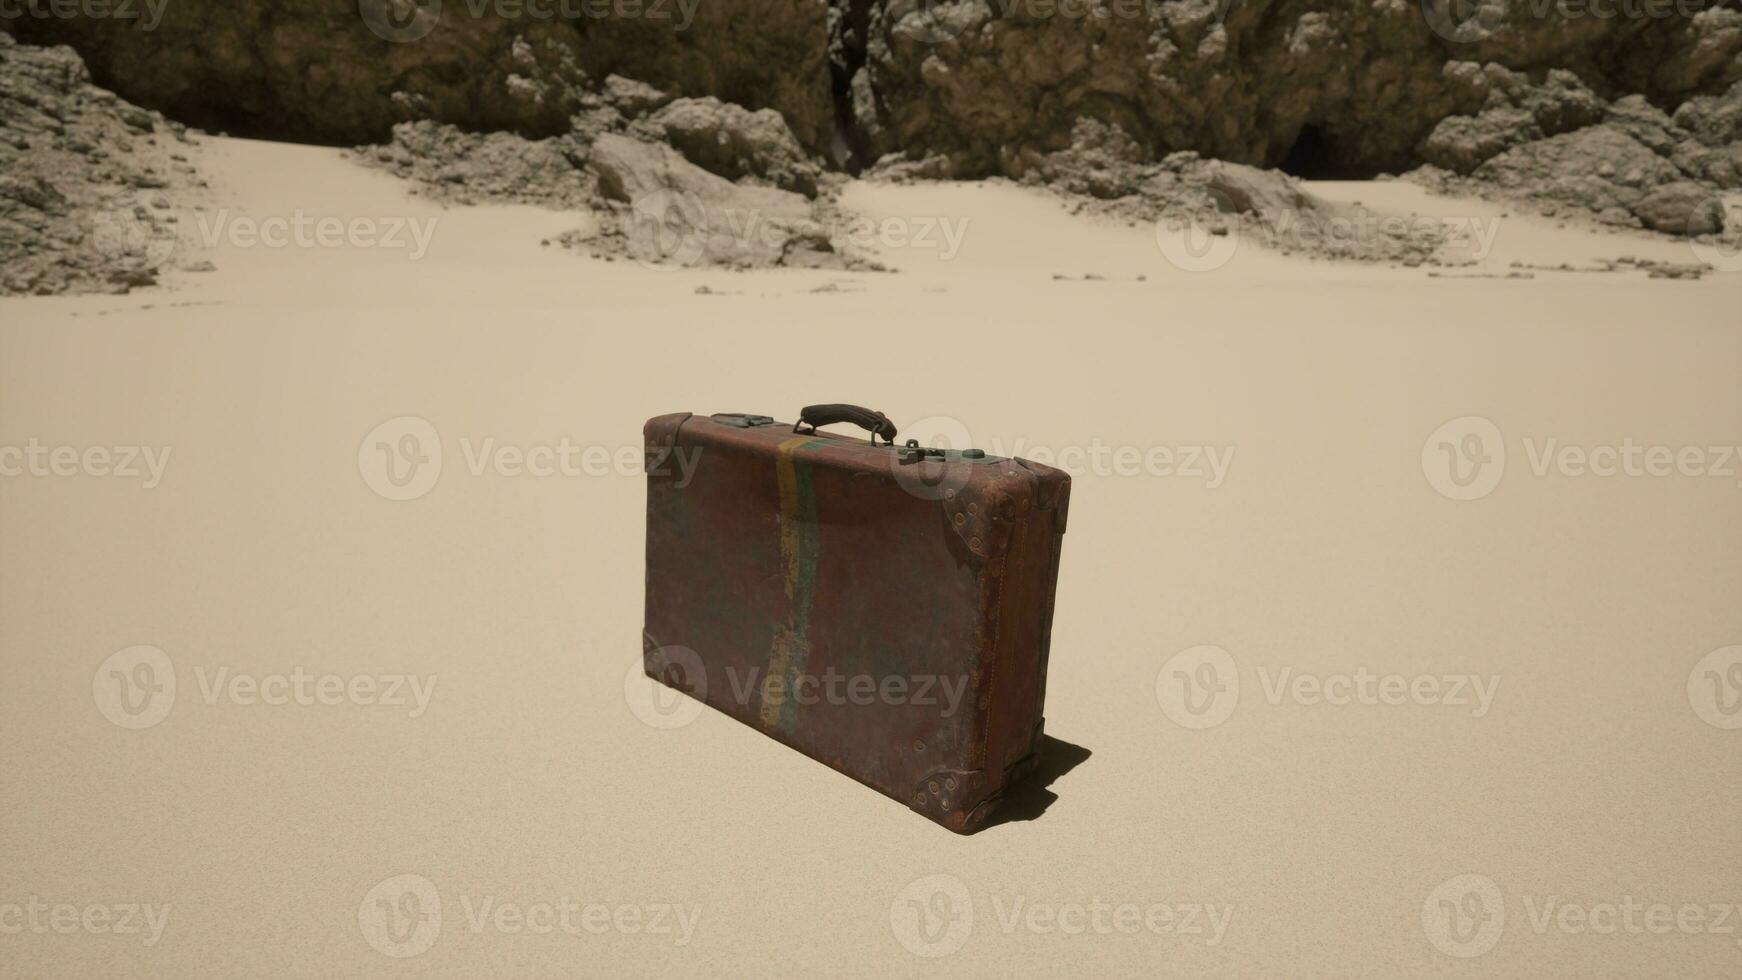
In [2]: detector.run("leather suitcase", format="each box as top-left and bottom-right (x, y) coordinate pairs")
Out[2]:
(642, 405), (1070, 833)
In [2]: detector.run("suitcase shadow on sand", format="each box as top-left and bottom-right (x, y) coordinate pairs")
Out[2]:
(977, 736), (1091, 831)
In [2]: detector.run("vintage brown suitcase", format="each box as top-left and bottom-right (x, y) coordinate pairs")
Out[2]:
(643, 405), (1070, 832)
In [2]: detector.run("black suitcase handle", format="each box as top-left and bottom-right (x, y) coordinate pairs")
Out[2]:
(796, 404), (898, 445)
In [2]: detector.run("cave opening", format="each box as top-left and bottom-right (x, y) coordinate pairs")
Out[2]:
(1279, 124), (1340, 179)
(828, 0), (875, 175)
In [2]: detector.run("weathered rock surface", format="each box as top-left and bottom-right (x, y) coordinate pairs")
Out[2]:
(1019, 127), (1462, 266)
(1629, 181), (1727, 234)
(360, 119), (598, 207)
(1474, 126), (1683, 210)
(0, 0), (833, 148)
(1407, 69), (1738, 240)
(1418, 67), (1606, 173)
(7, 0), (1740, 183)
(0, 35), (205, 295)
(840, 0), (1742, 178)
(574, 133), (851, 266)
(645, 97), (822, 196)
(358, 114), (873, 269)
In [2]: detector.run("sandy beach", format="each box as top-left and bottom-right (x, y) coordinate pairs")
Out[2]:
(1, 134), (1739, 977)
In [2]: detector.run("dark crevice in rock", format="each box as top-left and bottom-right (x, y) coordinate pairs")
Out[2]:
(1279, 124), (1332, 178)
(1279, 124), (1380, 180)
(827, 0), (874, 174)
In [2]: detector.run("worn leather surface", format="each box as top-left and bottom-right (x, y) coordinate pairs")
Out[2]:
(643, 412), (1069, 832)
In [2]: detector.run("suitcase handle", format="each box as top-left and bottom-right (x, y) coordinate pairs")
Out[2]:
(795, 404), (898, 445)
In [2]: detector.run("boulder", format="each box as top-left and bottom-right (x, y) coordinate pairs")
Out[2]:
(587, 133), (832, 267)
(646, 97), (821, 197)
(1474, 125), (1684, 213)
(1419, 108), (1542, 175)
(1629, 182), (1726, 236)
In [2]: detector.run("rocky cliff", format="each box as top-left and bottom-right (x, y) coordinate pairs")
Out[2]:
(5, 0), (1738, 177)
(844, 2), (1742, 177)
(1, 0), (834, 148)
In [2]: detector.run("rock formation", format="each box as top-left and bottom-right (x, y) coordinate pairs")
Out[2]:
(0, 0), (834, 148)
(6, 1), (1738, 178)
(5, 1), (1741, 290)
(0, 34), (204, 295)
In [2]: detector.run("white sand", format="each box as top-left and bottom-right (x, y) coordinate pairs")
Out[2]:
(1, 136), (1738, 977)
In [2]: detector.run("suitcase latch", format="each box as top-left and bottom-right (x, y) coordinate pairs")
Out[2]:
(898, 439), (989, 465)
(898, 439), (943, 465)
